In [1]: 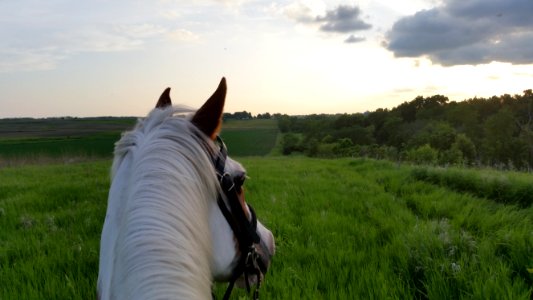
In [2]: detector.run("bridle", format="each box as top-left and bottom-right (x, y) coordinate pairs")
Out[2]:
(212, 136), (267, 300)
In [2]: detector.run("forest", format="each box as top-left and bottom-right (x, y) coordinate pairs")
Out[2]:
(277, 90), (533, 170)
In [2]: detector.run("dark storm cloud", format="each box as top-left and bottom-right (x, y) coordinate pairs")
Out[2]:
(316, 5), (372, 33)
(386, 0), (533, 65)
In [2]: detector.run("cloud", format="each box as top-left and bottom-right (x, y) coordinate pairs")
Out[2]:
(0, 0), (208, 73)
(344, 35), (365, 44)
(0, 22), (197, 72)
(317, 5), (371, 33)
(386, 0), (533, 65)
(115, 24), (168, 39)
(0, 48), (65, 72)
(160, 10), (181, 20)
(284, 1), (316, 23)
(166, 29), (200, 42)
(0, 27), (145, 73)
(212, 0), (245, 6)
(284, 3), (372, 42)
(58, 28), (144, 53)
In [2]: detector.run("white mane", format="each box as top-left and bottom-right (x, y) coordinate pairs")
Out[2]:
(98, 106), (220, 299)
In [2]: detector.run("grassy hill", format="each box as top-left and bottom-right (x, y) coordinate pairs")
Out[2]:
(1, 157), (531, 299)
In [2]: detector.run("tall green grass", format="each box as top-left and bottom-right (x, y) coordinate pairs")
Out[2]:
(1, 158), (531, 299)
(412, 166), (533, 207)
(218, 158), (533, 299)
(0, 161), (109, 299)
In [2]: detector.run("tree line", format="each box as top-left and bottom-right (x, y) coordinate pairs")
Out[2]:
(223, 111), (277, 120)
(277, 90), (533, 170)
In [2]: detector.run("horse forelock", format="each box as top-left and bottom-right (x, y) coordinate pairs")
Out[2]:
(111, 106), (197, 177)
(100, 106), (220, 300)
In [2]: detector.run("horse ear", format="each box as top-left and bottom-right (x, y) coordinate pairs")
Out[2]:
(156, 87), (172, 109)
(191, 77), (227, 140)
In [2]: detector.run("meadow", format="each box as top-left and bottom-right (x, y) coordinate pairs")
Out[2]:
(0, 117), (532, 299)
(1, 157), (532, 299)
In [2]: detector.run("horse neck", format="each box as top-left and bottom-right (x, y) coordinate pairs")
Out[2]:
(99, 116), (218, 300)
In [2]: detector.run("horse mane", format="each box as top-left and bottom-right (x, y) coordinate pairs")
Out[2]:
(100, 106), (220, 299)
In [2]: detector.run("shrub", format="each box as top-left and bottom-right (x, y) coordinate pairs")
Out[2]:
(281, 133), (302, 155)
(453, 133), (476, 164)
(407, 144), (438, 165)
(439, 146), (463, 166)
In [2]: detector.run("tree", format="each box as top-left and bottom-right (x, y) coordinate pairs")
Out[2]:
(377, 116), (406, 147)
(257, 112), (271, 119)
(410, 121), (457, 151)
(277, 115), (292, 133)
(395, 95), (449, 123)
(332, 125), (375, 145)
(396, 98), (420, 123)
(281, 133), (302, 155)
(305, 138), (319, 156)
(445, 103), (480, 139)
(482, 109), (517, 165)
(223, 111), (253, 120)
(233, 111), (252, 119)
(416, 95), (449, 120)
(275, 90), (530, 167)
(439, 147), (463, 165)
(333, 138), (354, 156)
(452, 134), (476, 164)
(515, 90), (533, 168)
(333, 113), (364, 129)
(367, 108), (389, 134)
(407, 144), (438, 165)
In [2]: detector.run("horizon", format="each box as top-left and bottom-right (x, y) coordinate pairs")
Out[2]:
(0, 87), (530, 120)
(1, 0), (532, 118)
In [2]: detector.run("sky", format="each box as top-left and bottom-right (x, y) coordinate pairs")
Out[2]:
(1, 0), (532, 118)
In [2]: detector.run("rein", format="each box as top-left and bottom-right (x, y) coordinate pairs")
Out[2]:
(212, 136), (266, 300)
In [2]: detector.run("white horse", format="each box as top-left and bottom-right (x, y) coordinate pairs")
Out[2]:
(97, 78), (275, 300)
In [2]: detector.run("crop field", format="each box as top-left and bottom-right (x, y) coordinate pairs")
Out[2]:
(1, 156), (532, 299)
(220, 119), (279, 156)
(0, 118), (279, 164)
(0, 118), (136, 166)
(0, 133), (121, 158)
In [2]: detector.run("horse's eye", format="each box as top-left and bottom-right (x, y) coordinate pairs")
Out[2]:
(233, 174), (246, 191)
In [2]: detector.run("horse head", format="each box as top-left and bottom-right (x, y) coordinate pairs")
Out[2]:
(158, 78), (275, 295)
(98, 78), (275, 300)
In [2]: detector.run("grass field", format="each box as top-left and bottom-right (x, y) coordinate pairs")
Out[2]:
(412, 166), (533, 207)
(1, 157), (531, 299)
(0, 161), (109, 299)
